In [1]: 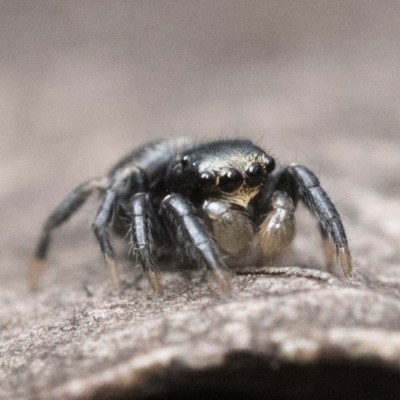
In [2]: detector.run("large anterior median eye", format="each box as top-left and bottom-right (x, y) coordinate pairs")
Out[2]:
(219, 168), (243, 192)
(200, 171), (216, 188)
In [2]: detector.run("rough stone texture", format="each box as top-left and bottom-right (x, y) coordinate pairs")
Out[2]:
(1, 2), (400, 399)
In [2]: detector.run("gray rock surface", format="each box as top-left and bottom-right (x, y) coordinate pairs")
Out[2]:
(1, 2), (400, 399)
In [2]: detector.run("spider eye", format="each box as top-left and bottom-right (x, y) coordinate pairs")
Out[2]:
(219, 168), (243, 192)
(265, 156), (276, 173)
(245, 162), (264, 187)
(181, 155), (190, 169)
(200, 171), (216, 188)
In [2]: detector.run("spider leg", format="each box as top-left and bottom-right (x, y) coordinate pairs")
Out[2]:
(92, 189), (120, 289)
(319, 222), (335, 272)
(161, 194), (231, 294)
(30, 177), (107, 290)
(92, 166), (147, 289)
(258, 191), (296, 260)
(277, 164), (352, 277)
(130, 193), (163, 295)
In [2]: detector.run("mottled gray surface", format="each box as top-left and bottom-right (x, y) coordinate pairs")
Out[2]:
(1, 1), (400, 399)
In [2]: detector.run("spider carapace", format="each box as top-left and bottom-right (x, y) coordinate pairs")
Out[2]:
(30, 138), (352, 294)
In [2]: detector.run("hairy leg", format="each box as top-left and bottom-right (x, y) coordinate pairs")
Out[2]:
(130, 193), (163, 295)
(161, 194), (231, 294)
(92, 189), (120, 289)
(92, 166), (147, 289)
(278, 165), (352, 277)
(30, 178), (107, 290)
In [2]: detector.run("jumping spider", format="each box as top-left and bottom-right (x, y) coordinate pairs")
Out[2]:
(30, 138), (352, 294)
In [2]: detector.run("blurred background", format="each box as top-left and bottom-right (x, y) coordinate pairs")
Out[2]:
(1, 1), (399, 288)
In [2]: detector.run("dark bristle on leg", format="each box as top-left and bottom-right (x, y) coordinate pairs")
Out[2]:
(278, 165), (352, 278)
(29, 178), (106, 291)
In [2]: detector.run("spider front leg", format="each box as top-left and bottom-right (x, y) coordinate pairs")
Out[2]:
(130, 193), (163, 295)
(30, 178), (107, 290)
(161, 194), (232, 294)
(258, 191), (296, 260)
(278, 164), (352, 277)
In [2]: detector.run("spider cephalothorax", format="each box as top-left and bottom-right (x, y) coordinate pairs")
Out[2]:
(30, 138), (352, 295)
(167, 140), (275, 207)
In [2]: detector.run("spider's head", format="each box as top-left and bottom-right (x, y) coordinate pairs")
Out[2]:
(167, 139), (275, 207)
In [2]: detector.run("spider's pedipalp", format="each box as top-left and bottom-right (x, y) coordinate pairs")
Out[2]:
(258, 191), (296, 259)
(29, 177), (107, 290)
(203, 199), (253, 258)
(278, 164), (352, 278)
